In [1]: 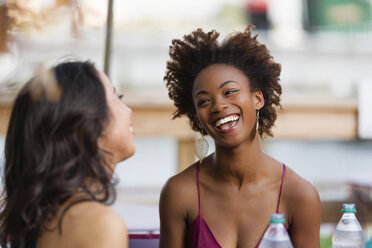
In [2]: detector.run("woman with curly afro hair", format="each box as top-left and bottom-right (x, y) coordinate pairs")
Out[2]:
(159, 26), (320, 248)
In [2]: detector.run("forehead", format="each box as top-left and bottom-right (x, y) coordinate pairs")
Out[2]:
(193, 64), (250, 91)
(97, 70), (113, 92)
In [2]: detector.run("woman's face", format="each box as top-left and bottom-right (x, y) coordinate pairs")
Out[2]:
(98, 70), (135, 165)
(192, 64), (264, 147)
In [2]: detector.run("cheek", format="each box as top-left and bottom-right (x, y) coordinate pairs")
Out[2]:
(105, 111), (128, 144)
(195, 109), (210, 129)
(235, 96), (256, 125)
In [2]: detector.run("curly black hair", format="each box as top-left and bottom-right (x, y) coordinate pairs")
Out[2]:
(0, 61), (116, 248)
(164, 25), (282, 137)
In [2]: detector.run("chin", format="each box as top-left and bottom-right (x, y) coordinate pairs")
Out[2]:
(216, 135), (251, 148)
(122, 146), (136, 161)
(215, 140), (240, 149)
(128, 146), (136, 158)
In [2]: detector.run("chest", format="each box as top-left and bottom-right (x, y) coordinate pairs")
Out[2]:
(186, 183), (287, 248)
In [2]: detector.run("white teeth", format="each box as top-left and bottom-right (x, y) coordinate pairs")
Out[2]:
(215, 115), (239, 127)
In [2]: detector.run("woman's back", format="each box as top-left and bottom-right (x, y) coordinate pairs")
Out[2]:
(36, 201), (127, 248)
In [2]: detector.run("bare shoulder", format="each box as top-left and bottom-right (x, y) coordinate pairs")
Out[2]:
(160, 163), (197, 204)
(159, 163), (199, 247)
(284, 166), (320, 205)
(283, 166), (321, 227)
(63, 201), (127, 248)
(159, 162), (199, 220)
(282, 166), (321, 247)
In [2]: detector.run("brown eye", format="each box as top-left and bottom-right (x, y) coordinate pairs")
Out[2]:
(225, 89), (239, 96)
(197, 99), (209, 107)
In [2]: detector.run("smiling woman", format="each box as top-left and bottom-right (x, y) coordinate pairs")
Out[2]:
(160, 26), (321, 248)
(193, 64), (265, 144)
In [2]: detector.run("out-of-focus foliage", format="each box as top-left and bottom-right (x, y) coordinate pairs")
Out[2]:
(305, 0), (372, 32)
(320, 236), (332, 248)
(0, 0), (83, 53)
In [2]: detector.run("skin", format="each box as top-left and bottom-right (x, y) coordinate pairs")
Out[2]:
(159, 64), (320, 248)
(97, 70), (135, 169)
(36, 70), (135, 248)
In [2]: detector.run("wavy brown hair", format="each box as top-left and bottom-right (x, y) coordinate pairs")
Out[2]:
(164, 25), (282, 137)
(0, 61), (116, 248)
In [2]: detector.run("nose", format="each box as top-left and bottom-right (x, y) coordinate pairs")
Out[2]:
(211, 97), (228, 113)
(124, 103), (133, 116)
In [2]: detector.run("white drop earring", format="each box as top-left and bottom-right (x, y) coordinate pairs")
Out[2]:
(195, 135), (209, 164)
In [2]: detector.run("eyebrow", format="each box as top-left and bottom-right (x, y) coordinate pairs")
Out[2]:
(219, 80), (238, 89)
(195, 90), (208, 97)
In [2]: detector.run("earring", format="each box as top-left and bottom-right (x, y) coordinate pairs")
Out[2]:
(195, 135), (209, 164)
(256, 110), (260, 132)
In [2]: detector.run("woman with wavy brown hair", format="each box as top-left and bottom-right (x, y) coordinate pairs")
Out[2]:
(0, 61), (135, 248)
(160, 26), (320, 248)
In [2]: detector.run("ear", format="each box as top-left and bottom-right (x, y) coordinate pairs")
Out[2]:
(253, 90), (264, 110)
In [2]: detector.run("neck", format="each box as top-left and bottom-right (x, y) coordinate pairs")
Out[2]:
(101, 153), (116, 179)
(211, 135), (267, 186)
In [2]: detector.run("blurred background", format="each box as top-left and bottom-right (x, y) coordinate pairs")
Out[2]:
(1, 0), (372, 247)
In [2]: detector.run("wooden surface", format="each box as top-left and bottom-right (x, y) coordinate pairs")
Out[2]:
(0, 104), (10, 135)
(274, 95), (358, 140)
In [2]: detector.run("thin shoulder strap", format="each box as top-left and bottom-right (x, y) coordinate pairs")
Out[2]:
(196, 162), (202, 216)
(256, 165), (287, 248)
(276, 164), (286, 213)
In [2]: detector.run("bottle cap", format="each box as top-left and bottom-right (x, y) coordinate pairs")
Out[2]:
(269, 213), (285, 223)
(342, 203), (356, 213)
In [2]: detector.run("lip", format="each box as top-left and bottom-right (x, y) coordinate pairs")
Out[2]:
(129, 124), (135, 136)
(212, 113), (240, 134)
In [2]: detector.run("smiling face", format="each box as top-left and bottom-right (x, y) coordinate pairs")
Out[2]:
(192, 64), (264, 148)
(97, 70), (135, 166)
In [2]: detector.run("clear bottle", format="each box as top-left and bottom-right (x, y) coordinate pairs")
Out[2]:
(332, 203), (365, 248)
(258, 213), (293, 248)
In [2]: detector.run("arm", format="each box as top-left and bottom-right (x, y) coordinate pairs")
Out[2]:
(287, 178), (321, 248)
(159, 177), (189, 248)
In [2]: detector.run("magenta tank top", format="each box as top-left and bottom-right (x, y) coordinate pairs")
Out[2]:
(185, 162), (286, 248)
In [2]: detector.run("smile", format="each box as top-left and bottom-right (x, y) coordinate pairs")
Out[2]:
(129, 125), (135, 135)
(214, 114), (240, 131)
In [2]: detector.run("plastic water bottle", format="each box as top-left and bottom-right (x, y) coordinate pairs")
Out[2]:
(332, 203), (365, 248)
(258, 213), (293, 248)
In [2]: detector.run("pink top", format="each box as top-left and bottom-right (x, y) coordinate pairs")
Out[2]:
(185, 162), (286, 248)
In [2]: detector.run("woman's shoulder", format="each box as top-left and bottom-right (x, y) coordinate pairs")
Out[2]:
(62, 201), (127, 247)
(159, 162), (198, 210)
(283, 166), (320, 216)
(161, 162), (198, 193)
(284, 166), (319, 201)
(66, 201), (125, 225)
(281, 166), (321, 245)
(38, 201), (127, 248)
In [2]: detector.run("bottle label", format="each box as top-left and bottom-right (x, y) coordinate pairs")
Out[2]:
(336, 215), (363, 231)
